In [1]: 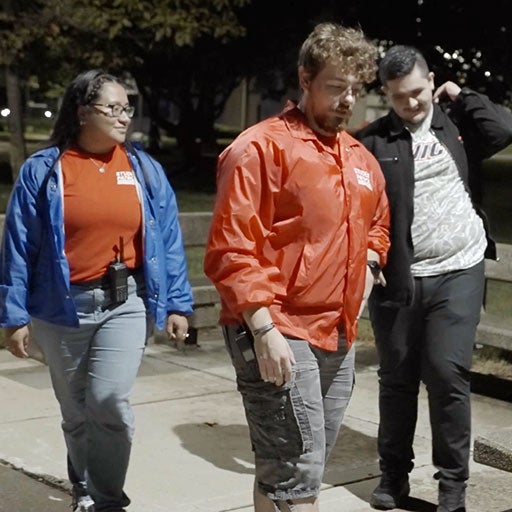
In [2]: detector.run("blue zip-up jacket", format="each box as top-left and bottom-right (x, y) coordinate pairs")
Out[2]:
(0, 144), (194, 330)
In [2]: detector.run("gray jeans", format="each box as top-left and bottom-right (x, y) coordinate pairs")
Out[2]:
(223, 325), (355, 501)
(32, 273), (151, 511)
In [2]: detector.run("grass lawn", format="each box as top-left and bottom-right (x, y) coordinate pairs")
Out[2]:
(175, 191), (216, 212)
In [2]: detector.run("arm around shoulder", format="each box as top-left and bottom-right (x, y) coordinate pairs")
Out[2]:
(454, 87), (512, 152)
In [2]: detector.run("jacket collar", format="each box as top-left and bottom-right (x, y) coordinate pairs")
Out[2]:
(281, 100), (325, 141)
(430, 103), (446, 129)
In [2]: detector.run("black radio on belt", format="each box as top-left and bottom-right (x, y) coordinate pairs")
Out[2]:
(108, 236), (128, 304)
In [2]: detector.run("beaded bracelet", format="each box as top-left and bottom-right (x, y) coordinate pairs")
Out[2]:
(252, 322), (275, 336)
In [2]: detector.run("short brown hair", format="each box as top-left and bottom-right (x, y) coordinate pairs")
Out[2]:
(298, 22), (378, 84)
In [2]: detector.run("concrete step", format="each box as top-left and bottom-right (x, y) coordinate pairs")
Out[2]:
(473, 426), (512, 472)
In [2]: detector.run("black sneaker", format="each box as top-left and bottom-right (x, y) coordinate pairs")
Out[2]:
(437, 480), (466, 512)
(370, 473), (410, 510)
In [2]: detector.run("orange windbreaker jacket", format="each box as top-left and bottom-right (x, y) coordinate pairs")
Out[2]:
(204, 103), (390, 350)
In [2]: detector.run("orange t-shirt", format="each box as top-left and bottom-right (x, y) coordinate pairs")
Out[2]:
(62, 145), (143, 283)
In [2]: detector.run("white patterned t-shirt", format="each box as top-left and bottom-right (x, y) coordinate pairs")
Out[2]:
(408, 108), (486, 276)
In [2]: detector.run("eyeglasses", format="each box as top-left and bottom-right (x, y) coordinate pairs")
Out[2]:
(90, 103), (135, 118)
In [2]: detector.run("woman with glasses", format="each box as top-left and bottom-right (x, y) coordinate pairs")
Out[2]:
(0, 69), (194, 512)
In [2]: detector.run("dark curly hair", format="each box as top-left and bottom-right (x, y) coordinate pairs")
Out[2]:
(48, 69), (123, 150)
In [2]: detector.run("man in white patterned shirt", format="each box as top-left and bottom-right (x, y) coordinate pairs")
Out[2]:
(357, 45), (512, 512)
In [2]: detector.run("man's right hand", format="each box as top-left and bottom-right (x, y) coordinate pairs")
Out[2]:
(253, 328), (295, 387)
(433, 81), (462, 103)
(4, 325), (30, 358)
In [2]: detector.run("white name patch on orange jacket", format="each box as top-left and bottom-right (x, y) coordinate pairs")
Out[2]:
(354, 167), (373, 191)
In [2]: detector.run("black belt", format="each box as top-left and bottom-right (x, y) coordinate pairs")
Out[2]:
(72, 267), (141, 290)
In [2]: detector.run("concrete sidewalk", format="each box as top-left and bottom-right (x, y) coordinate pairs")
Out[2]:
(1, 339), (512, 512)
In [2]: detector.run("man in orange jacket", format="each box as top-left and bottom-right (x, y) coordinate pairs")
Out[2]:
(204, 22), (390, 511)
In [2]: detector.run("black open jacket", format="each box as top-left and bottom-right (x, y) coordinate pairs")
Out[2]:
(356, 88), (512, 306)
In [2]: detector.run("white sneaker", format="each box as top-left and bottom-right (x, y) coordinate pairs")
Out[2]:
(72, 494), (95, 512)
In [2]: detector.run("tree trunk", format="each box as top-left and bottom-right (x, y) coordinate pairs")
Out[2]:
(5, 66), (27, 182)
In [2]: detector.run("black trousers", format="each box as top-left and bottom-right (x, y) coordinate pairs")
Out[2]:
(368, 260), (485, 484)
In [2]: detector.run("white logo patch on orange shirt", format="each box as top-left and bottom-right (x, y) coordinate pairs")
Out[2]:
(116, 171), (136, 185)
(354, 167), (373, 191)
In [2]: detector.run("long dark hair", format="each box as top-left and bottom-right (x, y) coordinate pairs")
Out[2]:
(48, 69), (123, 151)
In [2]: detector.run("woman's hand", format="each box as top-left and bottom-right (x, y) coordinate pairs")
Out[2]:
(166, 313), (189, 343)
(4, 325), (30, 358)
